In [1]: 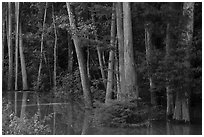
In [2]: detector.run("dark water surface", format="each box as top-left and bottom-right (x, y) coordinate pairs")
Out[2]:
(14, 94), (202, 135)
(25, 104), (202, 135)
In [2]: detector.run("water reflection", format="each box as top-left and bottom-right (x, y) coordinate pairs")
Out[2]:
(17, 98), (201, 135)
(81, 110), (92, 135)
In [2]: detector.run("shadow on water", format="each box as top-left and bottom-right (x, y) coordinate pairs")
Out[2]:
(15, 94), (201, 135)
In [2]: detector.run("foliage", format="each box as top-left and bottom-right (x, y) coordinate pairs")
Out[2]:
(2, 99), (52, 135)
(94, 101), (150, 127)
(54, 69), (83, 102)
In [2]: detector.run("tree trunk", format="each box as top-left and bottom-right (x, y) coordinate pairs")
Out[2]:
(173, 2), (194, 122)
(115, 50), (120, 100)
(144, 23), (157, 106)
(7, 2), (13, 102)
(2, 7), (6, 85)
(52, 4), (57, 92)
(66, 2), (92, 109)
(52, 6), (57, 130)
(166, 23), (174, 119)
(123, 2), (139, 100)
(105, 4), (116, 104)
(116, 2), (125, 101)
(87, 47), (91, 79)
(36, 2), (48, 115)
(14, 2), (20, 115)
(19, 23), (29, 119)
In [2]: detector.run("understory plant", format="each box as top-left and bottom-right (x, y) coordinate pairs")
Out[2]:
(94, 100), (150, 127)
(2, 99), (52, 135)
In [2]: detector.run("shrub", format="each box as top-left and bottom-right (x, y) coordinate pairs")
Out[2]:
(94, 100), (150, 127)
(2, 100), (52, 135)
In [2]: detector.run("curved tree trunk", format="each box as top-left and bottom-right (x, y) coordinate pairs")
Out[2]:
(66, 2), (92, 109)
(105, 4), (116, 104)
(123, 2), (139, 100)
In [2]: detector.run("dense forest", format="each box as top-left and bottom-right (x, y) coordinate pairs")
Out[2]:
(2, 2), (202, 135)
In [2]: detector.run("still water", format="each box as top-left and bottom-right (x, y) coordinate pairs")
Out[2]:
(14, 93), (201, 135)
(22, 103), (201, 135)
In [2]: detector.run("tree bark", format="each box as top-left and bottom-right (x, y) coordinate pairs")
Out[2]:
(36, 2), (48, 115)
(116, 2), (125, 101)
(123, 2), (139, 100)
(7, 2), (13, 102)
(66, 2), (92, 109)
(2, 6), (6, 85)
(19, 23), (29, 119)
(166, 23), (174, 119)
(14, 2), (20, 115)
(144, 23), (157, 106)
(87, 47), (91, 79)
(52, 4), (57, 92)
(173, 2), (194, 122)
(105, 4), (116, 104)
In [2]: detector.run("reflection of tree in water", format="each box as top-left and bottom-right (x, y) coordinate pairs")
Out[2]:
(81, 110), (93, 135)
(54, 101), (85, 135)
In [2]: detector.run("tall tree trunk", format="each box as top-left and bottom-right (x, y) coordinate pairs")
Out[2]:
(66, 2), (92, 109)
(116, 2), (125, 101)
(144, 23), (157, 106)
(173, 2), (194, 122)
(14, 2), (20, 115)
(105, 4), (116, 104)
(91, 14), (106, 88)
(123, 2), (139, 100)
(52, 6), (57, 132)
(166, 23), (174, 119)
(7, 2), (13, 102)
(2, 7), (6, 85)
(52, 4), (57, 92)
(36, 2), (48, 115)
(115, 49), (120, 100)
(19, 23), (29, 119)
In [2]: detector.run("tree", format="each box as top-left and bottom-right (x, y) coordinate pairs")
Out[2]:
(36, 2), (48, 114)
(116, 2), (125, 101)
(144, 23), (157, 105)
(173, 2), (194, 122)
(165, 23), (174, 119)
(14, 2), (20, 115)
(105, 3), (116, 104)
(66, 2), (92, 109)
(7, 2), (13, 101)
(123, 2), (139, 100)
(19, 23), (29, 119)
(52, 4), (57, 92)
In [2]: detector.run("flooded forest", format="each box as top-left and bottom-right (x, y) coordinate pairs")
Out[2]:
(2, 2), (202, 135)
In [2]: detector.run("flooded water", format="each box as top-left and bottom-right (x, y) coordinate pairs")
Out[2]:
(11, 93), (202, 135)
